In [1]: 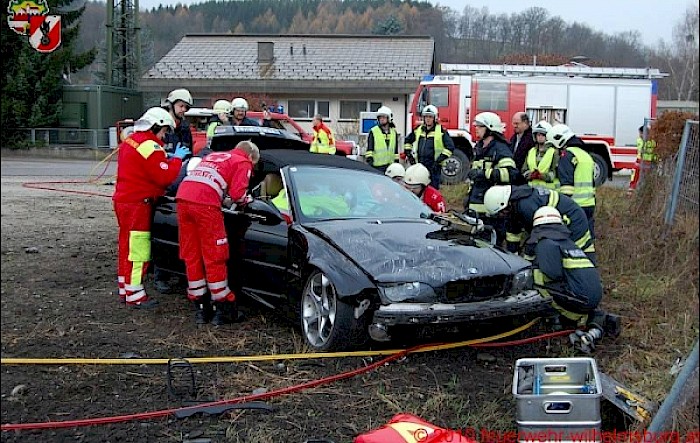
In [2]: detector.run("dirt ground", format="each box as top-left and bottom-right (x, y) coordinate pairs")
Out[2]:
(1, 156), (629, 443)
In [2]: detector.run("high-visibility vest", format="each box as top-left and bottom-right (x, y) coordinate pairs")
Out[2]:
(310, 126), (336, 155)
(367, 125), (398, 166)
(560, 147), (595, 208)
(406, 124), (452, 160)
(636, 137), (657, 162)
(525, 146), (559, 190)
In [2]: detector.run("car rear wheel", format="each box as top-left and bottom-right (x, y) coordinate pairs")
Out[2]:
(441, 149), (470, 185)
(301, 270), (367, 351)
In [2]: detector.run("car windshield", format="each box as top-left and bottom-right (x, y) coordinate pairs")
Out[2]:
(286, 166), (432, 221)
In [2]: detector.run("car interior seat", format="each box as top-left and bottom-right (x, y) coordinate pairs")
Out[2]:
(260, 173), (284, 200)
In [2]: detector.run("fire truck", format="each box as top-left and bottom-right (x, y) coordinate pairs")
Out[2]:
(409, 63), (667, 185)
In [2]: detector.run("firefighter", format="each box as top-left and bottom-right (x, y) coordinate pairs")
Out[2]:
(385, 163), (406, 183)
(206, 99), (233, 140)
(483, 184), (596, 263)
(230, 97), (260, 126)
(175, 141), (260, 325)
(365, 106), (399, 172)
(525, 206), (620, 352)
(403, 105), (454, 190)
(113, 107), (191, 308)
(402, 163), (446, 213)
(464, 112), (521, 245)
(310, 114), (336, 155)
(162, 88), (194, 151)
(523, 120), (559, 190)
(549, 124), (597, 238)
(629, 125), (657, 191)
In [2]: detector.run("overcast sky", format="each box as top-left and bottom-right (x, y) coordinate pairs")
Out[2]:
(138, 0), (690, 47)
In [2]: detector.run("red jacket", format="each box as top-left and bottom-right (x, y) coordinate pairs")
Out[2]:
(113, 131), (182, 203)
(423, 185), (446, 213)
(176, 149), (253, 207)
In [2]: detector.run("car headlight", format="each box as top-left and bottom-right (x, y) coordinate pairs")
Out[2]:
(378, 282), (435, 303)
(511, 268), (534, 295)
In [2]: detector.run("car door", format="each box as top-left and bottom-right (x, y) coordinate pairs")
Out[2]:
(151, 196), (185, 275)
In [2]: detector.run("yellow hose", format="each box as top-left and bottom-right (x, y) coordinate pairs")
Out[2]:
(1, 318), (539, 365)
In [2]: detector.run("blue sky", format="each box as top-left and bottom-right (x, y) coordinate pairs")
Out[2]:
(138, 0), (690, 47)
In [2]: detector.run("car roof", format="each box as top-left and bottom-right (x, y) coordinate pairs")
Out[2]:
(259, 149), (381, 174)
(210, 126), (307, 152)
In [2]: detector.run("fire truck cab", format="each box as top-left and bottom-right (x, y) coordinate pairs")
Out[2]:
(409, 63), (667, 185)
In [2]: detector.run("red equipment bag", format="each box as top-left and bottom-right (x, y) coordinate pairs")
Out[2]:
(354, 413), (477, 443)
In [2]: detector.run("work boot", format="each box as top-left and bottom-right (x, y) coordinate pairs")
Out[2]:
(211, 301), (242, 326)
(153, 268), (174, 294)
(604, 313), (622, 338)
(127, 297), (159, 309)
(193, 297), (213, 325)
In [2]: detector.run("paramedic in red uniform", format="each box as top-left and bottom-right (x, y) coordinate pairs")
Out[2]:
(113, 107), (191, 308)
(176, 141), (260, 325)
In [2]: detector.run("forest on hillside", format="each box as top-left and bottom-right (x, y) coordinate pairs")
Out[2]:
(75, 0), (697, 101)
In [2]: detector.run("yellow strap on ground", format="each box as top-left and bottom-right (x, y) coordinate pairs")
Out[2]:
(1, 319), (539, 366)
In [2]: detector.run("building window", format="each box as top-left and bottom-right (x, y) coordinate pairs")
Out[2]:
(370, 102), (382, 112)
(288, 100), (329, 119)
(340, 100), (384, 120)
(476, 82), (507, 111)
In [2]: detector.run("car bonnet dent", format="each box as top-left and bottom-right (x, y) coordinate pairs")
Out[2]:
(307, 219), (529, 287)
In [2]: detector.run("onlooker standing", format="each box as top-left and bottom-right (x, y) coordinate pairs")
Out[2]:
(310, 114), (336, 155)
(176, 141), (260, 325)
(113, 107), (191, 308)
(402, 105), (454, 190)
(629, 125), (657, 191)
(365, 106), (399, 173)
(509, 112), (535, 170)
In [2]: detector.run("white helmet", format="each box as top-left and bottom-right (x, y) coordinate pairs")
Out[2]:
(377, 106), (393, 121)
(166, 89), (193, 106)
(473, 112), (505, 134)
(483, 185), (513, 215)
(533, 206), (563, 227)
(120, 125), (135, 142)
(547, 124), (575, 149)
(231, 97), (249, 111)
(532, 120), (553, 135)
(385, 163), (405, 179)
(403, 163), (431, 186)
(134, 107), (176, 132)
(213, 99), (232, 114)
(421, 105), (438, 118)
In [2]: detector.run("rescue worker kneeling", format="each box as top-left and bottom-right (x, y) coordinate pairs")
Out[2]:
(402, 163), (446, 213)
(176, 141), (260, 325)
(525, 206), (620, 351)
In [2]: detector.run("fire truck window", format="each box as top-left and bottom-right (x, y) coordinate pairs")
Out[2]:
(477, 82), (508, 111)
(429, 86), (449, 107)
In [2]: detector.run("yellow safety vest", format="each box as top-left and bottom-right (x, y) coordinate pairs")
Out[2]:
(636, 137), (657, 162)
(525, 146), (559, 190)
(310, 126), (336, 155)
(405, 124), (452, 160)
(560, 147), (595, 208)
(367, 125), (398, 166)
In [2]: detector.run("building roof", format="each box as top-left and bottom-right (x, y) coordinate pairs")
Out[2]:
(140, 34), (434, 94)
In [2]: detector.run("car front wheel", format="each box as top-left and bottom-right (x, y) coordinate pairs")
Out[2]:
(301, 270), (367, 351)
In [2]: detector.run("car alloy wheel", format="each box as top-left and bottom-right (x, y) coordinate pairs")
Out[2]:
(301, 271), (338, 348)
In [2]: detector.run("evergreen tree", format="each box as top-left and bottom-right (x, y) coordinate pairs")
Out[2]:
(1, 0), (96, 145)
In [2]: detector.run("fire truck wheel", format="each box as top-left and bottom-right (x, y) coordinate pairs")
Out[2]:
(441, 149), (470, 185)
(590, 153), (609, 187)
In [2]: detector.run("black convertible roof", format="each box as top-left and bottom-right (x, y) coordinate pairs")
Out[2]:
(259, 149), (381, 174)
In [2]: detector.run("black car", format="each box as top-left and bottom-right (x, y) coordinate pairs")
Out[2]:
(152, 130), (550, 351)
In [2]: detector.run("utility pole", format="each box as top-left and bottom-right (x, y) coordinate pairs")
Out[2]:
(105, 0), (141, 88)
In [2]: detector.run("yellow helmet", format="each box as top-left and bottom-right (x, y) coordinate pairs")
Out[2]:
(213, 99), (232, 114)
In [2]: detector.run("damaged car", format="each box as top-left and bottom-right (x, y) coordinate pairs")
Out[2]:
(152, 132), (551, 351)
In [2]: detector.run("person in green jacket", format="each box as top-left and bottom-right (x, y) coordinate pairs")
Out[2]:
(206, 100), (233, 140)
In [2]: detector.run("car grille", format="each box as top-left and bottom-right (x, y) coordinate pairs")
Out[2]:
(439, 276), (509, 303)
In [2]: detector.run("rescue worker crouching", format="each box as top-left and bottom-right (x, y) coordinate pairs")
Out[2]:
(403, 105), (454, 190)
(385, 163), (405, 183)
(464, 112), (521, 245)
(310, 114), (336, 155)
(175, 141), (260, 325)
(365, 106), (399, 173)
(483, 184), (596, 263)
(402, 163), (446, 213)
(206, 99), (233, 140)
(523, 120), (559, 190)
(525, 206), (621, 352)
(113, 107), (191, 308)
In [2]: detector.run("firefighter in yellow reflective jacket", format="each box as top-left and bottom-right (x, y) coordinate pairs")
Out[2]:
(525, 206), (621, 348)
(206, 100), (233, 140)
(629, 125), (657, 191)
(523, 121), (559, 190)
(403, 105), (454, 190)
(310, 114), (336, 155)
(271, 187), (350, 219)
(366, 106), (399, 173)
(549, 124), (596, 238)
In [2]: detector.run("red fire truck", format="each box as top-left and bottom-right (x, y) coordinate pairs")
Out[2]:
(409, 63), (667, 185)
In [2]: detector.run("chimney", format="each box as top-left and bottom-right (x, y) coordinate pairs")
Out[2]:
(258, 42), (274, 64)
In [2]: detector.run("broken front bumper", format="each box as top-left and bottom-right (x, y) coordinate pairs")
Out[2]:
(372, 290), (551, 326)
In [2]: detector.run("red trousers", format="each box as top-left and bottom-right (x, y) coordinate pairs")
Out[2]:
(177, 201), (234, 303)
(629, 160), (654, 190)
(113, 201), (153, 303)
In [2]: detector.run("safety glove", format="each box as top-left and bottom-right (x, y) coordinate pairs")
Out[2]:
(466, 168), (486, 182)
(173, 143), (191, 160)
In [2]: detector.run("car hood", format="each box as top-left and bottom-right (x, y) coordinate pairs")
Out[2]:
(305, 219), (528, 286)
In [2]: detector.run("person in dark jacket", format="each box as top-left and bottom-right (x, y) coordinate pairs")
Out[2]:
(464, 112), (521, 245)
(365, 106), (399, 173)
(162, 88), (194, 153)
(509, 112), (535, 170)
(230, 97), (260, 126)
(403, 105), (454, 190)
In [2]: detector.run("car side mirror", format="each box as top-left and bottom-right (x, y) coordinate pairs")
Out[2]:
(243, 199), (285, 226)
